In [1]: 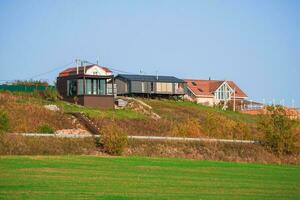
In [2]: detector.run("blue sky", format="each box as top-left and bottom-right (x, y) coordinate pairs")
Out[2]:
(0, 0), (299, 107)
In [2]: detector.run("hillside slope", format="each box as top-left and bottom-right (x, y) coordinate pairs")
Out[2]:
(1, 92), (299, 144)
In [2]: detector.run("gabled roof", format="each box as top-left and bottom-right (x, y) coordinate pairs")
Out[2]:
(116, 74), (186, 83)
(185, 79), (247, 98)
(58, 65), (112, 77)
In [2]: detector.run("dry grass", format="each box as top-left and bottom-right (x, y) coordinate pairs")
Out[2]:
(126, 139), (300, 165)
(91, 99), (263, 140)
(0, 134), (98, 155)
(0, 92), (74, 132)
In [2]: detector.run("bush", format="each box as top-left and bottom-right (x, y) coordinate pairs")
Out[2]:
(259, 106), (296, 154)
(201, 112), (251, 139)
(171, 118), (203, 137)
(37, 124), (54, 134)
(42, 89), (59, 102)
(0, 110), (9, 134)
(100, 124), (128, 155)
(12, 80), (49, 86)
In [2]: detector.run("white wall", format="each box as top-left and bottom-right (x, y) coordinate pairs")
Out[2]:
(196, 97), (215, 106)
(86, 65), (112, 76)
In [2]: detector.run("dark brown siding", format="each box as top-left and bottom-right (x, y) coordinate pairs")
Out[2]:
(56, 76), (114, 109)
(82, 95), (114, 109)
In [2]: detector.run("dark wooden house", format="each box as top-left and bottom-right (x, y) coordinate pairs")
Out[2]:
(56, 64), (115, 109)
(115, 74), (186, 97)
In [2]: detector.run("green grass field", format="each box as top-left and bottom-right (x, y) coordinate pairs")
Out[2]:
(0, 156), (299, 200)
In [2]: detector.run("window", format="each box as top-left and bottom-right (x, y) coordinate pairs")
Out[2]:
(150, 82), (154, 92)
(98, 79), (106, 95)
(141, 82), (145, 92)
(67, 80), (77, 96)
(78, 79), (84, 95)
(215, 83), (232, 100)
(85, 79), (92, 95)
(156, 82), (172, 92)
(93, 79), (97, 95)
(192, 82), (197, 86)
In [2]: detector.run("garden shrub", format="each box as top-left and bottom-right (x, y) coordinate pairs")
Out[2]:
(259, 106), (296, 154)
(171, 118), (203, 137)
(0, 110), (9, 134)
(42, 89), (59, 102)
(100, 124), (128, 155)
(37, 124), (54, 133)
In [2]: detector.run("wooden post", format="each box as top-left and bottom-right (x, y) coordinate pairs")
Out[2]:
(233, 87), (236, 112)
(83, 75), (86, 95)
(112, 76), (114, 96)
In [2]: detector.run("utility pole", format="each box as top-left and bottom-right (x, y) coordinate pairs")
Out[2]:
(233, 87), (236, 112)
(75, 59), (80, 74)
(82, 61), (86, 75)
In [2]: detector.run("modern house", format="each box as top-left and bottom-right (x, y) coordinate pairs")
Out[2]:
(56, 64), (115, 109)
(115, 74), (186, 97)
(184, 79), (247, 106)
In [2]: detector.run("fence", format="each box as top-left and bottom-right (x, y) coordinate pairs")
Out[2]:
(0, 85), (55, 92)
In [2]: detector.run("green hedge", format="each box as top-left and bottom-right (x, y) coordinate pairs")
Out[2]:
(0, 85), (55, 92)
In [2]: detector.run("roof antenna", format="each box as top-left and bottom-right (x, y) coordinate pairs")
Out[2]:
(96, 56), (100, 65)
(81, 60), (86, 75)
(209, 76), (211, 80)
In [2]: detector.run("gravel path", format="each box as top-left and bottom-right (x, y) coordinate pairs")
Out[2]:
(15, 133), (258, 144)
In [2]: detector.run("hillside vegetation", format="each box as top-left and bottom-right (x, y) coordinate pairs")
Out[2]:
(0, 156), (299, 200)
(1, 91), (299, 143)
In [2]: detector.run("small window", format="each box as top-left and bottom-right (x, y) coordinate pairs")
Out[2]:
(150, 82), (154, 92)
(192, 82), (197, 86)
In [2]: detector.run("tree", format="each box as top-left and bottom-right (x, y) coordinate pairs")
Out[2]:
(259, 106), (296, 154)
(100, 124), (128, 155)
(0, 110), (9, 134)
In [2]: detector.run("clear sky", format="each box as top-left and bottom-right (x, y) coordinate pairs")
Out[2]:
(0, 0), (299, 107)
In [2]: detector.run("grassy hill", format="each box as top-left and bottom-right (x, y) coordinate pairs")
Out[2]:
(0, 155), (299, 200)
(1, 91), (300, 164)
(1, 91), (299, 142)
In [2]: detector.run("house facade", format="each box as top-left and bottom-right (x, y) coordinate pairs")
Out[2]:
(115, 74), (186, 97)
(56, 64), (115, 109)
(185, 79), (247, 106)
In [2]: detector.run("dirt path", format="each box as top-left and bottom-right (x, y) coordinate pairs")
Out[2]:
(15, 133), (258, 144)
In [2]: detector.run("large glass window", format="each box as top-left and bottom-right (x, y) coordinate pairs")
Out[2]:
(156, 82), (172, 92)
(78, 79), (84, 95)
(67, 80), (77, 96)
(93, 79), (97, 95)
(66, 78), (109, 95)
(98, 79), (106, 95)
(85, 79), (92, 95)
(215, 83), (232, 100)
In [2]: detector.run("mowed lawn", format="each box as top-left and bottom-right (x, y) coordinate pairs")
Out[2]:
(0, 156), (299, 200)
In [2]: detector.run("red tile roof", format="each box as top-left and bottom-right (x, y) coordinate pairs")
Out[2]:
(185, 79), (247, 98)
(58, 65), (112, 77)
